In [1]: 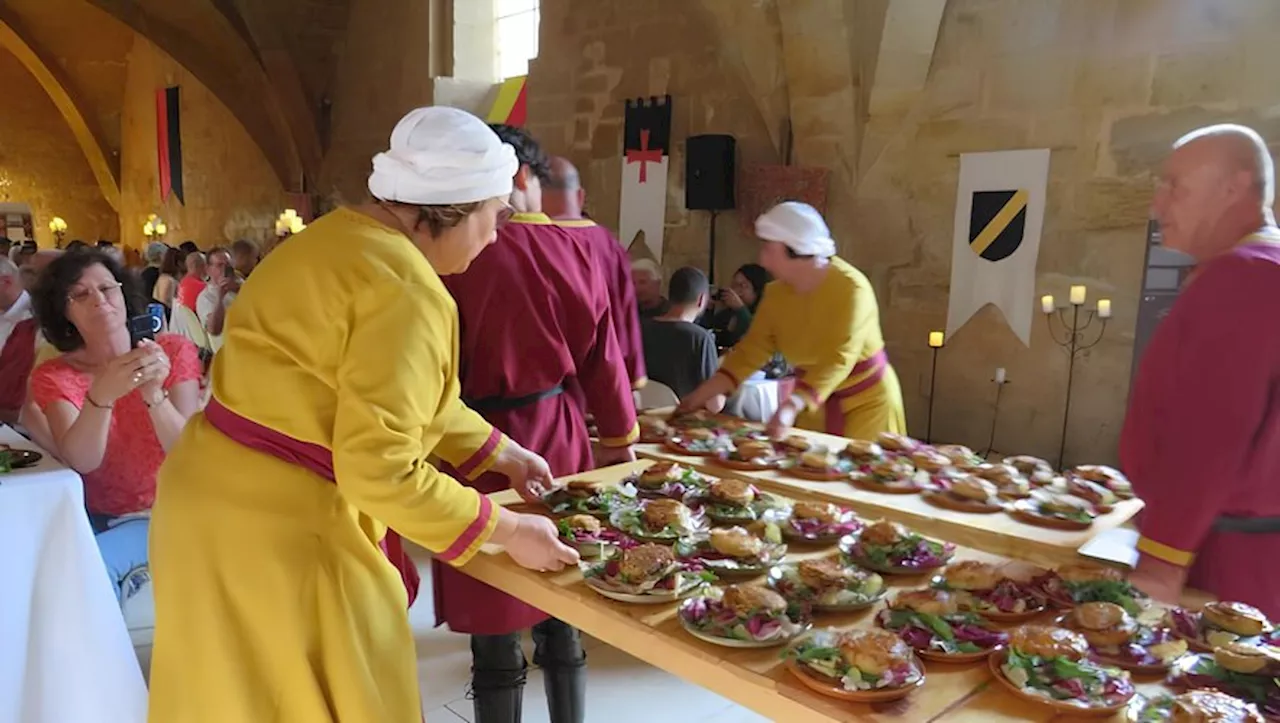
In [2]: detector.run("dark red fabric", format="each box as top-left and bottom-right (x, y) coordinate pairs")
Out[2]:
(0, 318), (36, 412)
(436, 217), (636, 635)
(821, 349), (888, 435)
(560, 222), (646, 388)
(204, 397), (422, 606)
(156, 89), (171, 204)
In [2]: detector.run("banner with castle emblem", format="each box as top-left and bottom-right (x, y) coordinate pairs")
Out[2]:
(945, 149), (1051, 347)
(619, 95), (672, 261)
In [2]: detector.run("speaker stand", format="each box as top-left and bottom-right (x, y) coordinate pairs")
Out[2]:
(707, 210), (718, 284)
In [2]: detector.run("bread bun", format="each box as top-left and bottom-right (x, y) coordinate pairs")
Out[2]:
(1070, 602), (1137, 647)
(781, 434), (812, 452)
(937, 444), (978, 465)
(1006, 455), (1053, 476)
(563, 514), (602, 533)
(709, 527), (764, 558)
(1213, 643), (1280, 675)
(861, 520), (908, 546)
(639, 416), (669, 436)
(687, 427), (717, 442)
(1068, 477), (1118, 505)
(798, 558), (853, 590)
(800, 451), (838, 470)
(1039, 493), (1092, 517)
(638, 461), (683, 487)
(710, 478), (755, 506)
(838, 629), (914, 676)
(642, 498), (691, 530)
(735, 439), (774, 460)
(893, 588), (959, 616)
(792, 501), (840, 524)
(876, 432), (914, 452)
(1202, 602), (1270, 637)
(943, 560), (1003, 591)
(869, 457), (914, 479)
(722, 585), (787, 617)
(948, 475), (997, 502)
(618, 543), (675, 579)
(1009, 625), (1090, 660)
(994, 476), (1031, 499)
(844, 439), (883, 460)
(566, 480), (604, 497)
(1056, 562), (1124, 584)
(976, 463), (1019, 484)
(1169, 690), (1265, 723)
(911, 449), (952, 472)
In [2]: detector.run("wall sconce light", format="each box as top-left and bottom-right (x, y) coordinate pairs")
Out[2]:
(48, 216), (68, 248)
(275, 208), (305, 237)
(143, 214), (168, 239)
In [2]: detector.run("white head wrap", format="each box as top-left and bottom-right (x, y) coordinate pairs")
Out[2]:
(754, 201), (837, 258)
(368, 106), (518, 205)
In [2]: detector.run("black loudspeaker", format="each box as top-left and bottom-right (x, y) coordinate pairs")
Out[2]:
(685, 134), (736, 211)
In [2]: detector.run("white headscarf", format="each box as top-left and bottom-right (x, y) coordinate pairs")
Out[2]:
(368, 106), (518, 205)
(754, 201), (837, 258)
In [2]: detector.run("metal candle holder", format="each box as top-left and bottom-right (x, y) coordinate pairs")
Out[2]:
(983, 371), (1008, 458)
(926, 332), (944, 443)
(1044, 298), (1109, 468)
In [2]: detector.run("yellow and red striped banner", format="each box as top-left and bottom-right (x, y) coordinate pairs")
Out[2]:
(487, 75), (527, 126)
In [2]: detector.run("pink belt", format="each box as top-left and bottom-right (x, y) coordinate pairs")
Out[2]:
(204, 398), (421, 607)
(821, 349), (889, 435)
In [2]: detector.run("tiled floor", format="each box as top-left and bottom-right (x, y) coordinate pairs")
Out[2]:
(135, 561), (772, 722)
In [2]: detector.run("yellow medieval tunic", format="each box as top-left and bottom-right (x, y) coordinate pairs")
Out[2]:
(718, 256), (906, 439)
(147, 208), (509, 723)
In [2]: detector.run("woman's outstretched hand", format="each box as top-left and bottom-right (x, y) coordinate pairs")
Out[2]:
(503, 513), (580, 572)
(494, 441), (556, 504)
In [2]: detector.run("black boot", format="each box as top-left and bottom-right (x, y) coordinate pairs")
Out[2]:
(469, 633), (527, 723)
(532, 619), (586, 723)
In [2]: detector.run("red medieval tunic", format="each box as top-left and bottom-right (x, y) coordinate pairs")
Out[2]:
(1121, 231), (1280, 617)
(436, 212), (639, 635)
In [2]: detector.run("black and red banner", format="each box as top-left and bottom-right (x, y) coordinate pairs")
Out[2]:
(156, 86), (184, 204)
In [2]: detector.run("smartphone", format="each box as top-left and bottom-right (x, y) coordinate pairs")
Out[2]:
(128, 315), (156, 346)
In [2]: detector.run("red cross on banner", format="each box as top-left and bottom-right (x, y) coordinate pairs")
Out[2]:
(619, 95), (672, 261)
(626, 130), (663, 183)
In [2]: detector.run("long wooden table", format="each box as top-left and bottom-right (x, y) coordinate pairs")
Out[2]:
(633, 428), (1143, 568)
(457, 460), (1184, 723)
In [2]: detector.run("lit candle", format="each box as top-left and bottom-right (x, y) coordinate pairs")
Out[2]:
(1069, 285), (1086, 305)
(1040, 294), (1054, 314)
(928, 331), (944, 348)
(995, 367), (1006, 384)
(1097, 299), (1112, 319)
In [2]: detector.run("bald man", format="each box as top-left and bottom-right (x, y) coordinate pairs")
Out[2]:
(544, 155), (647, 388)
(1121, 124), (1280, 615)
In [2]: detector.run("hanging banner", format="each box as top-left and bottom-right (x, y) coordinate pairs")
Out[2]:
(618, 95), (672, 261)
(486, 75), (528, 127)
(946, 149), (1050, 347)
(156, 86), (185, 204)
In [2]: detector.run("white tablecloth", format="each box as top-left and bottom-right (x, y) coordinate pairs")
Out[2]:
(0, 427), (147, 723)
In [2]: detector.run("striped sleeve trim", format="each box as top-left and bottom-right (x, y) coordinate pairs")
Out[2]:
(599, 423), (640, 448)
(436, 494), (497, 565)
(1137, 535), (1195, 567)
(455, 428), (506, 480)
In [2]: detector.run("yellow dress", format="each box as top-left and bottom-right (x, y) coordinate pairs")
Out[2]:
(719, 256), (906, 439)
(147, 208), (509, 723)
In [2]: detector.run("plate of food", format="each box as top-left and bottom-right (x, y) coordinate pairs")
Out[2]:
(840, 520), (955, 574)
(974, 463), (1032, 500)
(1167, 646), (1280, 719)
(923, 475), (1005, 514)
(628, 461), (712, 500)
(638, 414), (671, 444)
(767, 558), (886, 611)
(851, 456), (924, 494)
(875, 432), (920, 456)
(876, 589), (1009, 663)
(1004, 455), (1058, 487)
(785, 449), (859, 481)
(1125, 690), (1267, 723)
(678, 584), (811, 648)
(556, 514), (637, 559)
(784, 628), (926, 702)
(990, 625), (1137, 716)
(664, 427), (733, 457)
(777, 434), (815, 455)
(778, 501), (862, 544)
(1068, 465), (1135, 500)
(909, 448), (954, 475)
(541, 480), (638, 518)
(1058, 603), (1188, 674)
(0, 444), (42, 471)
(1032, 563), (1151, 615)
(841, 439), (884, 465)
(611, 498), (708, 543)
(931, 560), (1048, 622)
(711, 438), (785, 470)
(687, 479), (785, 524)
(675, 527), (787, 579)
(580, 543), (715, 604)
(1066, 476), (1122, 513)
(1008, 491), (1098, 531)
(1168, 601), (1277, 653)
(935, 444), (984, 471)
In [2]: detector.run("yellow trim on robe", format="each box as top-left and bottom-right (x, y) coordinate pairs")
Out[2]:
(1137, 535), (1195, 567)
(552, 218), (598, 228)
(469, 435), (508, 480)
(510, 212), (554, 225)
(598, 423), (640, 448)
(443, 496), (501, 567)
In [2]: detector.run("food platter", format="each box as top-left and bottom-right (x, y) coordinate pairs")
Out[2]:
(1007, 499), (1095, 531)
(922, 491), (1005, 514)
(986, 649), (1135, 718)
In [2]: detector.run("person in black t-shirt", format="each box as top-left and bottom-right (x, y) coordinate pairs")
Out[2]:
(640, 266), (722, 399)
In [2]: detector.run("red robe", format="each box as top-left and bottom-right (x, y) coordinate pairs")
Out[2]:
(0, 318), (36, 414)
(1121, 233), (1280, 616)
(435, 212), (639, 635)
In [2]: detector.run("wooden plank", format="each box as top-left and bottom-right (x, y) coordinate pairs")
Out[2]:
(634, 437), (1142, 569)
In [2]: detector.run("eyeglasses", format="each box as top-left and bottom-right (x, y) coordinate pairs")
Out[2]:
(68, 282), (124, 305)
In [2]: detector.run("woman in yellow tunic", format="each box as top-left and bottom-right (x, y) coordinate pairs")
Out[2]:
(146, 107), (579, 723)
(678, 201), (906, 440)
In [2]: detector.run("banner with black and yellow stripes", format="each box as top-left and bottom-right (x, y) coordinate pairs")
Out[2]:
(945, 149), (1051, 347)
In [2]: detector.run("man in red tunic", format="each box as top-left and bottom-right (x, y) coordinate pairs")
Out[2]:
(542, 156), (647, 389)
(437, 126), (638, 723)
(1121, 123), (1280, 616)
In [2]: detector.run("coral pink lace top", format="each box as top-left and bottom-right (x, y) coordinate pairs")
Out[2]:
(30, 333), (201, 516)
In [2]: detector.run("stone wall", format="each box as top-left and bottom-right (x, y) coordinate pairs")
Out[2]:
(0, 50), (118, 244)
(119, 36), (286, 250)
(527, 0), (1280, 464)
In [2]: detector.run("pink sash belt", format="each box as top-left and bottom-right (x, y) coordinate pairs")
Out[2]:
(204, 398), (422, 607)
(822, 349), (889, 435)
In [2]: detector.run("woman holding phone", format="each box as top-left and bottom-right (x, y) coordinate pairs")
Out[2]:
(27, 249), (202, 601)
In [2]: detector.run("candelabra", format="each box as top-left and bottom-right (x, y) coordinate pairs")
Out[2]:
(1041, 286), (1111, 468)
(48, 216), (67, 248)
(925, 331), (944, 444)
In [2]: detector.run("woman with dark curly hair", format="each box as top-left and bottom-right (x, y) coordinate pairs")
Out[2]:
(27, 249), (202, 602)
(705, 262), (769, 349)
